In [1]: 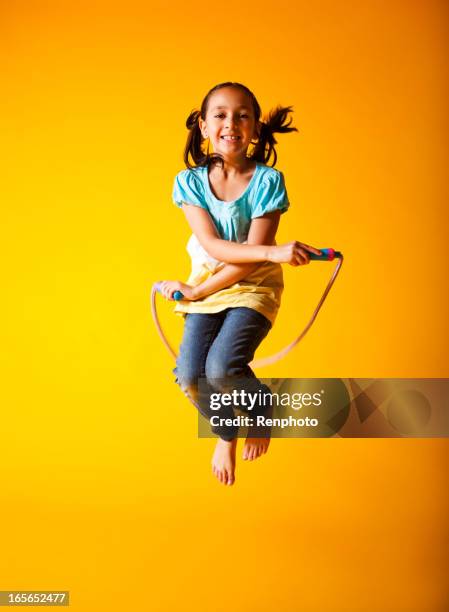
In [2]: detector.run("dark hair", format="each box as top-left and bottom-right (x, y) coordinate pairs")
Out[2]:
(183, 81), (298, 169)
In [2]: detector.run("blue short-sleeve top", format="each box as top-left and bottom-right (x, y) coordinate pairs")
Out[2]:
(172, 162), (289, 242)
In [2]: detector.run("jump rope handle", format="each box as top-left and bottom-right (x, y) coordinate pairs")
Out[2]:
(154, 248), (342, 301)
(153, 282), (184, 301)
(310, 248), (342, 261)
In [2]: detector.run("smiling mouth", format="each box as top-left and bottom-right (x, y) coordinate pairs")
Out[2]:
(221, 135), (241, 140)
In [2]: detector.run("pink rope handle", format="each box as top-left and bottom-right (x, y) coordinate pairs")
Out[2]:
(151, 254), (344, 368)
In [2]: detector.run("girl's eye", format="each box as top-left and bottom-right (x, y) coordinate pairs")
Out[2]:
(214, 114), (250, 119)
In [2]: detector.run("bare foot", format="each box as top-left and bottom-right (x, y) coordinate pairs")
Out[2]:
(212, 438), (237, 486)
(242, 435), (270, 461)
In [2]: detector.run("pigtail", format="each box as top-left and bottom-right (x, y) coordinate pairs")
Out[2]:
(183, 110), (205, 169)
(251, 105), (298, 167)
(183, 109), (224, 169)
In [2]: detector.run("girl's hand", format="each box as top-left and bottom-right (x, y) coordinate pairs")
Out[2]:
(159, 280), (198, 301)
(267, 242), (322, 266)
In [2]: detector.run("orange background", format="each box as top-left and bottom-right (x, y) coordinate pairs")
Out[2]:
(1, 1), (448, 610)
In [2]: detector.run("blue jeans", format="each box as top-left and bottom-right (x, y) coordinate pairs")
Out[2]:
(173, 307), (273, 441)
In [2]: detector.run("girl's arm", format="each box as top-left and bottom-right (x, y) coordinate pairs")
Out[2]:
(159, 212), (281, 301)
(192, 211), (280, 300)
(159, 202), (323, 301)
(181, 203), (320, 265)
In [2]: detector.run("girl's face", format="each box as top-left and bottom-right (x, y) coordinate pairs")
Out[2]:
(199, 87), (260, 162)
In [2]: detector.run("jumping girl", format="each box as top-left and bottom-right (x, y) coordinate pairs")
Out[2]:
(160, 82), (321, 486)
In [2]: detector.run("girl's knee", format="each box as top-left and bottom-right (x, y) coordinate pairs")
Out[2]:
(205, 356), (227, 382)
(173, 361), (200, 392)
(205, 355), (247, 386)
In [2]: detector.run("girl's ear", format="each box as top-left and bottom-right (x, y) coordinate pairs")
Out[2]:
(255, 120), (262, 140)
(198, 117), (208, 139)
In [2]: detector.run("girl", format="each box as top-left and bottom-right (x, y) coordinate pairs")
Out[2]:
(160, 82), (321, 486)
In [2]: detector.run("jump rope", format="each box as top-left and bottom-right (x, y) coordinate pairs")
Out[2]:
(151, 247), (344, 369)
